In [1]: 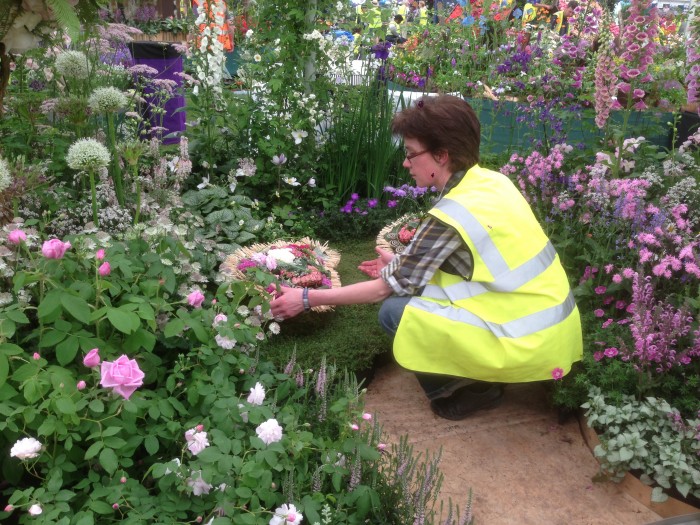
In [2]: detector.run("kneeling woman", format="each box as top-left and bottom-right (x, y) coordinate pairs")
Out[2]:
(271, 95), (582, 420)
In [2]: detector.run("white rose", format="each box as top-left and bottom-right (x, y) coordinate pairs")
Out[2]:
(247, 382), (266, 405)
(28, 504), (42, 516)
(267, 248), (295, 264)
(10, 437), (42, 460)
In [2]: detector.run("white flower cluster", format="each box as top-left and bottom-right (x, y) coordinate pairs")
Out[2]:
(66, 138), (111, 172)
(88, 87), (128, 114)
(191, 0), (227, 98)
(54, 50), (90, 80)
(0, 157), (12, 192)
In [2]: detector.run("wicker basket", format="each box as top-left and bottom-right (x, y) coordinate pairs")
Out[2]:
(219, 237), (341, 313)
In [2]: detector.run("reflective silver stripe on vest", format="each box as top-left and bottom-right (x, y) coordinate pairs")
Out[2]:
(423, 242), (557, 302)
(408, 290), (576, 339)
(434, 198), (510, 278)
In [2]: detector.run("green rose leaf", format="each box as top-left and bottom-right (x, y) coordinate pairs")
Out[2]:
(106, 307), (140, 334)
(144, 435), (159, 455)
(56, 335), (80, 366)
(60, 293), (92, 324)
(84, 441), (103, 460)
(0, 354), (7, 388)
(38, 290), (63, 319)
(56, 397), (77, 415)
(164, 318), (185, 338)
(98, 447), (118, 474)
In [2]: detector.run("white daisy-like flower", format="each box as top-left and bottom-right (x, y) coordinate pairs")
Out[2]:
(272, 154), (287, 165)
(291, 130), (308, 144)
(66, 138), (111, 172)
(307, 178), (316, 188)
(254, 53), (262, 62)
(88, 87), (128, 113)
(247, 382), (266, 405)
(283, 177), (301, 187)
(55, 50), (89, 79)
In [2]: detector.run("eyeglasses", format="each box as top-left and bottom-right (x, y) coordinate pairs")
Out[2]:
(405, 149), (430, 164)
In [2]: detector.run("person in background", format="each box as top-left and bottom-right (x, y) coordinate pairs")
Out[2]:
(271, 95), (583, 421)
(386, 14), (407, 43)
(550, 0), (578, 36)
(417, 0), (430, 25)
(367, 0), (385, 41)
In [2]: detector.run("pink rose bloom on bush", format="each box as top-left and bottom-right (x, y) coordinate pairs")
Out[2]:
(83, 348), (100, 368)
(187, 290), (205, 308)
(98, 262), (111, 276)
(8, 230), (27, 245)
(100, 355), (145, 400)
(96, 249), (105, 260)
(41, 238), (71, 259)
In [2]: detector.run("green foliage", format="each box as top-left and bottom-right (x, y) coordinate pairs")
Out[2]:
(583, 387), (700, 503)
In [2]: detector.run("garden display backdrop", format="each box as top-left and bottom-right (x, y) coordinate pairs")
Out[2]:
(0, 0), (699, 523)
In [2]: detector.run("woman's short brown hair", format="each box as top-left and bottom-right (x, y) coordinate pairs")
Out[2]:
(391, 95), (480, 173)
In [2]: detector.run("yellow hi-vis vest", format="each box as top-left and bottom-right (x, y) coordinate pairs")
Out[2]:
(551, 10), (564, 34)
(393, 165), (583, 383)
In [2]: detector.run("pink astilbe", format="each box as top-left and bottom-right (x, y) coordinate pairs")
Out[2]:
(620, 273), (700, 379)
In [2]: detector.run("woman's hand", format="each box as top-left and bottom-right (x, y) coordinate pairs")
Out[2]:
(270, 286), (304, 320)
(358, 247), (395, 279)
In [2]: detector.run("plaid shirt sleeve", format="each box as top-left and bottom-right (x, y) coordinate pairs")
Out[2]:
(380, 216), (472, 296)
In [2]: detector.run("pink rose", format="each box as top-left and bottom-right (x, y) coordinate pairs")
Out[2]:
(100, 355), (145, 400)
(41, 238), (71, 259)
(83, 348), (101, 368)
(187, 290), (205, 308)
(96, 249), (105, 260)
(98, 262), (111, 276)
(8, 230), (27, 245)
(32, 352), (40, 360)
(76, 380), (86, 390)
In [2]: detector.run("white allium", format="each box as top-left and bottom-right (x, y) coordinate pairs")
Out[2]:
(10, 437), (42, 459)
(54, 50), (90, 80)
(0, 157), (12, 192)
(66, 138), (111, 172)
(88, 87), (128, 113)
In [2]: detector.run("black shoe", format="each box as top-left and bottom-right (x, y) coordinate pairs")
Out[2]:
(430, 383), (504, 421)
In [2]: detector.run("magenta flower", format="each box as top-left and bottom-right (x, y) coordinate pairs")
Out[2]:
(593, 351), (604, 361)
(41, 238), (71, 259)
(96, 249), (105, 260)
(98, 261), (111, 276)
(594, 309), (605, 317)
(7, 230), (27, 245)
(83, 348), (101, 368)
(100, 355), (145, 400)
(594, 286), (607, 295)
(32, 352), (40, 360)
(604, 347), (619, 358)
(350, 423), (359, 431)
(551, 367), (564, 380)
(187, 290), (205, 308)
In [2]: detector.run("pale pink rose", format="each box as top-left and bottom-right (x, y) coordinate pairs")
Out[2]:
(100, 355), (145, 400)
(8, 230), (27, 245)
(41, 238), (71, 259)
(96, 249), (105, 260)
(4, 504), (13, 512)
(350, 423), (359, 431)
(76, 380), (86, 390)
(187, 290), (205, 308)
(185, 428), (209, 455)
(98, 261), (111, 276)
(362, 413), (372, 421)
(83, 348), (100, 368)
(32, 352), (40, 360)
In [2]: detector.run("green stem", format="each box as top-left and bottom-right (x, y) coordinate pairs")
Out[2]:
(133, 166), (141, 225)
(107, 113), (124, 206)
(89, 170), (99, 226)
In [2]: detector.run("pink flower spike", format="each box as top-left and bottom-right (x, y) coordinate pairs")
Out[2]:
(7, 230), (26, 245)
(98, 262), (111, 276)
(187, 290), (205, 308)
(350, 423), (359, 431)
(551, 367), (564, 380)
(362, 413), (372, 421)
(32, 352), (40, 360)
(76, 380), (87, 390)
(41, 238), (71, 259)
(83, 348), (101, 368)
(96, 249), (105, 260)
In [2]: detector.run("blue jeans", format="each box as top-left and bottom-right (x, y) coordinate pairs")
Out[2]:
(379, 296), (474, 401)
